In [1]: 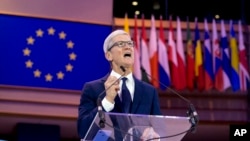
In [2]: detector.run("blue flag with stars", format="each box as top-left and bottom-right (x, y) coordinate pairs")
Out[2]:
(0, 14), (112, 90)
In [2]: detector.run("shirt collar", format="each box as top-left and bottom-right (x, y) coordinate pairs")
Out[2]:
(110, 70), (133, 81)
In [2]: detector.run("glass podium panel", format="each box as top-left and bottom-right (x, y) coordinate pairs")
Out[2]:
(82, 112), (191, 141)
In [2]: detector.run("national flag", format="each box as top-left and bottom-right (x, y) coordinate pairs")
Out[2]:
(124, 13), (130, 34)
(186, 17), (195, 91)
(229, 20), (240, 91)
(212, 19), (223, 91)
(140, 14), (151, 83)
(158, 15), (171, 90)
(149, 15), (159, 88)
(194, 18), (205, 91)
(176, 17), (186, 90)
(220, 20), (231, 90)
(0, 14), (111, 90)
(168, 17), (179, 90)
(133, 14), (141, 79)
(204, 18), (214, 90)
(238, 20), (250, 91)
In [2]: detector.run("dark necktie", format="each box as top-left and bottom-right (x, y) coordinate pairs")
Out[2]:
(121, 77), (132, 113)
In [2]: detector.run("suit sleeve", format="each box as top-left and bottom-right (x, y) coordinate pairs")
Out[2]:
(77, 82), (98, 139)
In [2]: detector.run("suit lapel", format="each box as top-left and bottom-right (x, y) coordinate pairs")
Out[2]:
(131, 76), (143, 113)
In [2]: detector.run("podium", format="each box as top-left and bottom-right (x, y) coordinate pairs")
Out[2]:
(81, 112), (192, 141)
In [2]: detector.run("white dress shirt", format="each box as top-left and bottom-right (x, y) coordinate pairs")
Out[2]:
(102, 70), (135, 112)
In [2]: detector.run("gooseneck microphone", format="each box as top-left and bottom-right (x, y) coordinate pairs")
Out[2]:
(97, 66), (126, 128)
(141, 69), (199, 133)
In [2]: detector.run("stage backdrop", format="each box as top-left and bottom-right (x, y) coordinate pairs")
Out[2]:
(0, 14), (112, 90)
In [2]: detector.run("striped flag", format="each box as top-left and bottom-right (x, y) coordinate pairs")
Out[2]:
(220, 20), (231, 90)
(204, 18), (214, 90)
(238, 20), (250, 91)
(229, 20), (240, 91)
(140, 14), (151, 83)
(158, 15), (171, 90)
(168, 17), (179, 90)
(149, 15), (159, 88)
(186, 17), (195, 91)
(133, 14), (141, 79)
(212, 19), (223, 91)
(176, 17), (186, 90)
(194, 18), (205, 91)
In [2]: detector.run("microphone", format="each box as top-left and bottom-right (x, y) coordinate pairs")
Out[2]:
(97, 66), (126, 128)
(141, 69), (199, 133)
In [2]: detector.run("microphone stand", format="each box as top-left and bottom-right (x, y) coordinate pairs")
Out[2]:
(141, 69), (199, 133)
(187, 103), (199, 133)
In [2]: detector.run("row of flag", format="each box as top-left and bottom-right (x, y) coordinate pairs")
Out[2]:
(124, 14), (250, 92)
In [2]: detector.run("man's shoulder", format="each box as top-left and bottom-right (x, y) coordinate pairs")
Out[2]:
(135, 78), (155, 90)
(81, 75), (107, 91)
(85, 75), (107, 85)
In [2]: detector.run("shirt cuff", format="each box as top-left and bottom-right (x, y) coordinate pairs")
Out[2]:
(102, 97), (115, 112)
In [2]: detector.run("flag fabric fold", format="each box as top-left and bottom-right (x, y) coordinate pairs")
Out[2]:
(124, 13), (130, 33)
(133, 14), (142, 80)
(140, 14), (151, 83)
(158, 15), (171, 90)
(186, 17), (195, 91)
(168, 17), (179, 90)
(149, 15), (159, 88)
(212, 19), (223, 91)
(194, 18), (205, 91)
(176, 17), (186, 90)
(238, 20), (250, 91)
(220, 20), (231, 90)
(204, 18), (214, 90)
(229, 20), (240, 91)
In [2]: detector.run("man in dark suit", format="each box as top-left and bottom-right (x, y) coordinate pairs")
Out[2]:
(77, 29), (162, 140)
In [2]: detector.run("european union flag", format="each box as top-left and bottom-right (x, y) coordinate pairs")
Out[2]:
(0, 14), (112, 90)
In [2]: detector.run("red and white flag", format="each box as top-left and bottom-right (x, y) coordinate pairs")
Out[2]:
(140, 14), (151, 83)
(133, 14), (141, 79)
(149, 15), (159, 88)
(176, 17), (186, 90)
(168, 17), (179, 89)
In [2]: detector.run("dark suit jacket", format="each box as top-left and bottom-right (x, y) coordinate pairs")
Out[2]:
(77, 74), (162, 139)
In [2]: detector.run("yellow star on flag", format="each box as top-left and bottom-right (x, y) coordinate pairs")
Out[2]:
(36, 29), (44, 37)
(27, 36), (35, 45)
(23, 48), (31, 56)
(69, 52), (77, 60)
(65, 63), (73, 72)
(48, 27), (55, 35)
(45, 73), (53, 82)
(67, 40), (74, 49)
(57, 71), (64, 80)
(25, 60), (33, 68)
(33, 69), (41, 77)
(59, 31), (66, 39)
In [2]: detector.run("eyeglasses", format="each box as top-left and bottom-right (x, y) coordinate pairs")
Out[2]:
(108, 41), (134, 51)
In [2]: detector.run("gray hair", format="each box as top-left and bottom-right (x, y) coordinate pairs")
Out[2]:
(103, 29), (130, 53)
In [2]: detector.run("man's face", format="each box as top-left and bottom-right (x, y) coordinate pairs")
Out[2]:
(106, 34), (134, 68)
